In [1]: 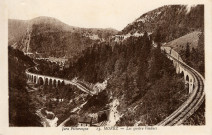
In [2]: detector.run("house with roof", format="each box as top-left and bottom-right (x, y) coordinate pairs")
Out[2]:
(77, 117), (93, 127)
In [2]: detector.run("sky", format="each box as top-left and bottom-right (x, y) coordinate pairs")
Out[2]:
(7, 0), (196, 30)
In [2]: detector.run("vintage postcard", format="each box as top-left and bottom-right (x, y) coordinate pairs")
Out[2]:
(0, 0), (212, 135)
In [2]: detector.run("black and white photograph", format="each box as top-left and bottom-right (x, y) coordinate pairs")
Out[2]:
(1, 0), (212, 134)
(7, 1), (206, 128)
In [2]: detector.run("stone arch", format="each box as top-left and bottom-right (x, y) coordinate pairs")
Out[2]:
(185, 74), (189, 92)
(49, 79), (52, 86)
(45, 78), (48, 85)
(61, 81), (65, 86)
(53, 79), (57, 87)
(171, 59), (174, 65)
(58, 80), (61, 86)
(176, 65), (180, 74)
(34, 76), (37, 83)
(186, 75), (189, 82)
(38, 77), (44, 85)
(180, 70), (184, 78)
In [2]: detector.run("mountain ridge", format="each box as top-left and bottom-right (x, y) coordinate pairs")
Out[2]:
(120, 5), (204, 42)
(8, 16), (118, 58)
(9, 17), (118, 43)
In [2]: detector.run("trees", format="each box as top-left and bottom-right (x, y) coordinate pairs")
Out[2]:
(154, 28), (162, 44)
(197, 33), (204, 76)
(9, 47), (42, 126)
(185, 42), (190, 59)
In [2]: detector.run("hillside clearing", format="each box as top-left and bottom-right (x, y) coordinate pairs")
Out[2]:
(164, 31), (202, 52)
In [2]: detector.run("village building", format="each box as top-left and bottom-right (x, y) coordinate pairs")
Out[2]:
(77, 117), (93, 127)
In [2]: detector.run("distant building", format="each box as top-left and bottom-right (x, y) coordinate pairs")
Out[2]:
(78, 117), (93, 127)
(88, 109), (110, 127)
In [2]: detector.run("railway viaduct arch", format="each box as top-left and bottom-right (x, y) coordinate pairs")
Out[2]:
(26, 46), (195, 95)
(161, 46), (195, 93)
(26, 70), (66, 87)
(25, 67), (95, 95)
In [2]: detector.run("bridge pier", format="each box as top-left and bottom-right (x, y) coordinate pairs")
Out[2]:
(28, 75), (32, 83)
(162, 46), (195, 94)
(56, 80), (58, 87)
(36, 75), (38, 84)
(26, 69), (94, 95)
(176, 64), (180, 74)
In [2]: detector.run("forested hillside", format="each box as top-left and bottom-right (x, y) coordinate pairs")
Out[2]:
(8, 46), (41, 126)
(110, 5), (204, 78)
(8, 17), (118, 58)
(167, 32), (205, 76)
(8, 4), (205, 126)
(31, 32), (187, 125)
(121, 5), (204, 42)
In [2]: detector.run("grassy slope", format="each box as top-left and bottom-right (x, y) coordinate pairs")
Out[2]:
(164, 31), (202, 52)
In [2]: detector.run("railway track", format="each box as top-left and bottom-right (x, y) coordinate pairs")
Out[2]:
(26, 60), (95, 95)
(157, 53), (205, 126)
(26, 49), (205, 126)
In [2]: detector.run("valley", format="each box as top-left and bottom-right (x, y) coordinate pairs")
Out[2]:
(8, 5), (205, 127)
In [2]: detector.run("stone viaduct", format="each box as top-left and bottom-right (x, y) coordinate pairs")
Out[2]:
(25, 67), (95, 95)
(26, 68), (65, 87)
(26, 46), (196, 95)
(161, 46), (195, 94)
(25, 45), (204, 126)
